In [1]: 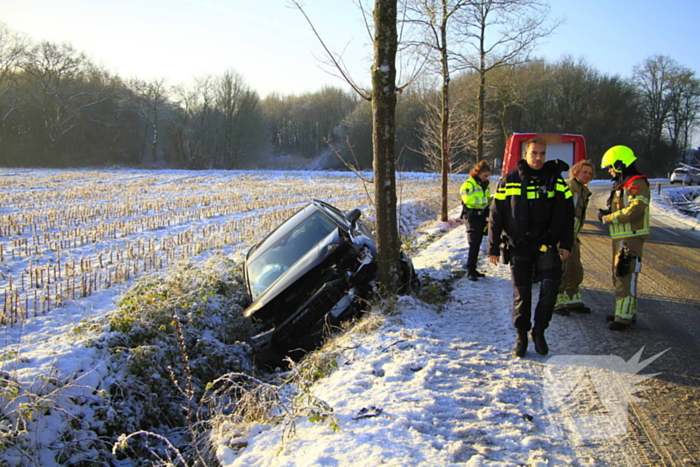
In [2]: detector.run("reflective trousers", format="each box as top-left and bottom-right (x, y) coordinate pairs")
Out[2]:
(556, 240), (584, 309)
(612, 238), (644, 324)
(510, 244), (563, 331)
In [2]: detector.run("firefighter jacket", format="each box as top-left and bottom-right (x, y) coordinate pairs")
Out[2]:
(602, 173), (650, 241)
(460, 176), (491, 209)
(568, 177), (591, 238)
(488, 159), (575, 256)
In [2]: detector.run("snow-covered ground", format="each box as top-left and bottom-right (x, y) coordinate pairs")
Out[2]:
(1, 171), (698, 466)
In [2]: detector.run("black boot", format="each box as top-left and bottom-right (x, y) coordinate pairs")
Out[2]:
(512, 329), (528, 358)
(530, 327), (549, 356)
(571, 305), (592, 314)
(608, 321), (628, 331)
(467, 268), (479, 281)
(473, 269), (486, 278)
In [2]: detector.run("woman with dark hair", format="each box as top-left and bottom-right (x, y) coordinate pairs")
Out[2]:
(460, 160), (492, 281)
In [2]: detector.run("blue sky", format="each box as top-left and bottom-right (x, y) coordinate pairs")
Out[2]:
(2, 0), (699, 97)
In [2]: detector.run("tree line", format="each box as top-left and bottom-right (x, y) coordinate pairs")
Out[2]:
(1, 23), (698, 176)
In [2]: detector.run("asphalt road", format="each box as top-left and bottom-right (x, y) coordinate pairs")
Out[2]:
(547, 181), (700, 466)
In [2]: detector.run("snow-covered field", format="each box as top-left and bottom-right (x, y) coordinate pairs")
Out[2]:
(1, 169), (698, 466)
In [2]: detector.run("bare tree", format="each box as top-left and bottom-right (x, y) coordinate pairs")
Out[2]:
(292, 0), (405, 292)
(419, 90), (474, 174)
(0, 24), (29, 164)
(261, 87), (357, 159)
(403, 0), (470, 221)
(633, 54), (700, 167)
(664, 67), (700, 154)
(182, 76), (217, 168)
(126, 78), (170, 165)
(21, 41), (108, 164)
(634, 55), (678, 158)
(458, 0), (560, 159)
(213, 70), (261, 168)
(0, 24), (28, 121)
(488, 60), (539, 145)
(170, 81), (205, 168)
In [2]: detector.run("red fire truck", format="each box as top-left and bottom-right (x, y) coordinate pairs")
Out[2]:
(500, 133), (587, 175)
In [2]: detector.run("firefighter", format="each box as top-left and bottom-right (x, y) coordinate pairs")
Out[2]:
(460, 160), (492, 281)
(597, 145), (650, 331)
(555, 160), (594, 315)
(488, 138), (575, 357)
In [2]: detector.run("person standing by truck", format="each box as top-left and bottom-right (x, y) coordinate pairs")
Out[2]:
(555, 160), (595, 315)
(460, 160), (492, 281)
(597, 145), (650, 331)
(488, 138), (575, 357)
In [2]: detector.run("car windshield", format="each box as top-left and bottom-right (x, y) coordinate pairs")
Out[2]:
(674, 169), (688, 174)
(247, 210), (339, 300)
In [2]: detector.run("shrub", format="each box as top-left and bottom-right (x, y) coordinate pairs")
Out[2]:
(93, 254), (254, 450)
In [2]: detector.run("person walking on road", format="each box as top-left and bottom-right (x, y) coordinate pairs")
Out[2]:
(488, 138), (575, 357)
(460, 160), (492, 281)
(597, 145), (650, 331)
(555, 160), (594, 315)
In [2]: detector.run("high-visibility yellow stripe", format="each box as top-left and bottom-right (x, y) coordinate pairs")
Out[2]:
(556, 292), (582, 307)
(495, 179), (571, 200)
(614, 295), (637, 318)
(608, 198), (650, 238)
(610, 227), (650, 239)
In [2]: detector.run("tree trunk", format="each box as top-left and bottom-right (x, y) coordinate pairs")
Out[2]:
(477, 69), (486, 161)
(439, 1), (450, 222)
(372, 0), (401, 293)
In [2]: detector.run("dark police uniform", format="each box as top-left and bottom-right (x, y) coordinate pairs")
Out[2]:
(488, 159), (575, 333)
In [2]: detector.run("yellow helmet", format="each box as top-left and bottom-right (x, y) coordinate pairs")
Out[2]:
(601, 145), (636, 172)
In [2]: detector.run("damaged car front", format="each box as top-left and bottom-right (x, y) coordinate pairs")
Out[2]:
(243, 200), (382, 363)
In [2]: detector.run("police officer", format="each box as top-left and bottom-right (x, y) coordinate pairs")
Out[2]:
(597, 145), (650, 331)
(555, 160), (594, 315)
(460, 160), (492, 281)
(488, 138), (575, 357)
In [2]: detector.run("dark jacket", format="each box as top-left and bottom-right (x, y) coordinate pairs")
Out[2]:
(488, 159), (575, 256)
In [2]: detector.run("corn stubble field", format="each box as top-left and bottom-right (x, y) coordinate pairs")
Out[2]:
(0, 168), (447, 329)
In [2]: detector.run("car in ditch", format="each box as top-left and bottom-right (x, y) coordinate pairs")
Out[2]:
(242, 199), (418, 364)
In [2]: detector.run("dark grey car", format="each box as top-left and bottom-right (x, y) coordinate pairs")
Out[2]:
(243, 200), (417, 363)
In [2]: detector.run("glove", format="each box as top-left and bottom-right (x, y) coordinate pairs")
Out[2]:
(597, 208), (611, 223)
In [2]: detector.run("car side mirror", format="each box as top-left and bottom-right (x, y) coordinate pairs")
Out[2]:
(346, 208), (362, 232)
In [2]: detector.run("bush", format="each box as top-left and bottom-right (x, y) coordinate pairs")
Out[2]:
(93, 254), (254, 451)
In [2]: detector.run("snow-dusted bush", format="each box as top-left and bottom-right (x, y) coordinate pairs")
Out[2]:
(93, 254), (255, 463)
